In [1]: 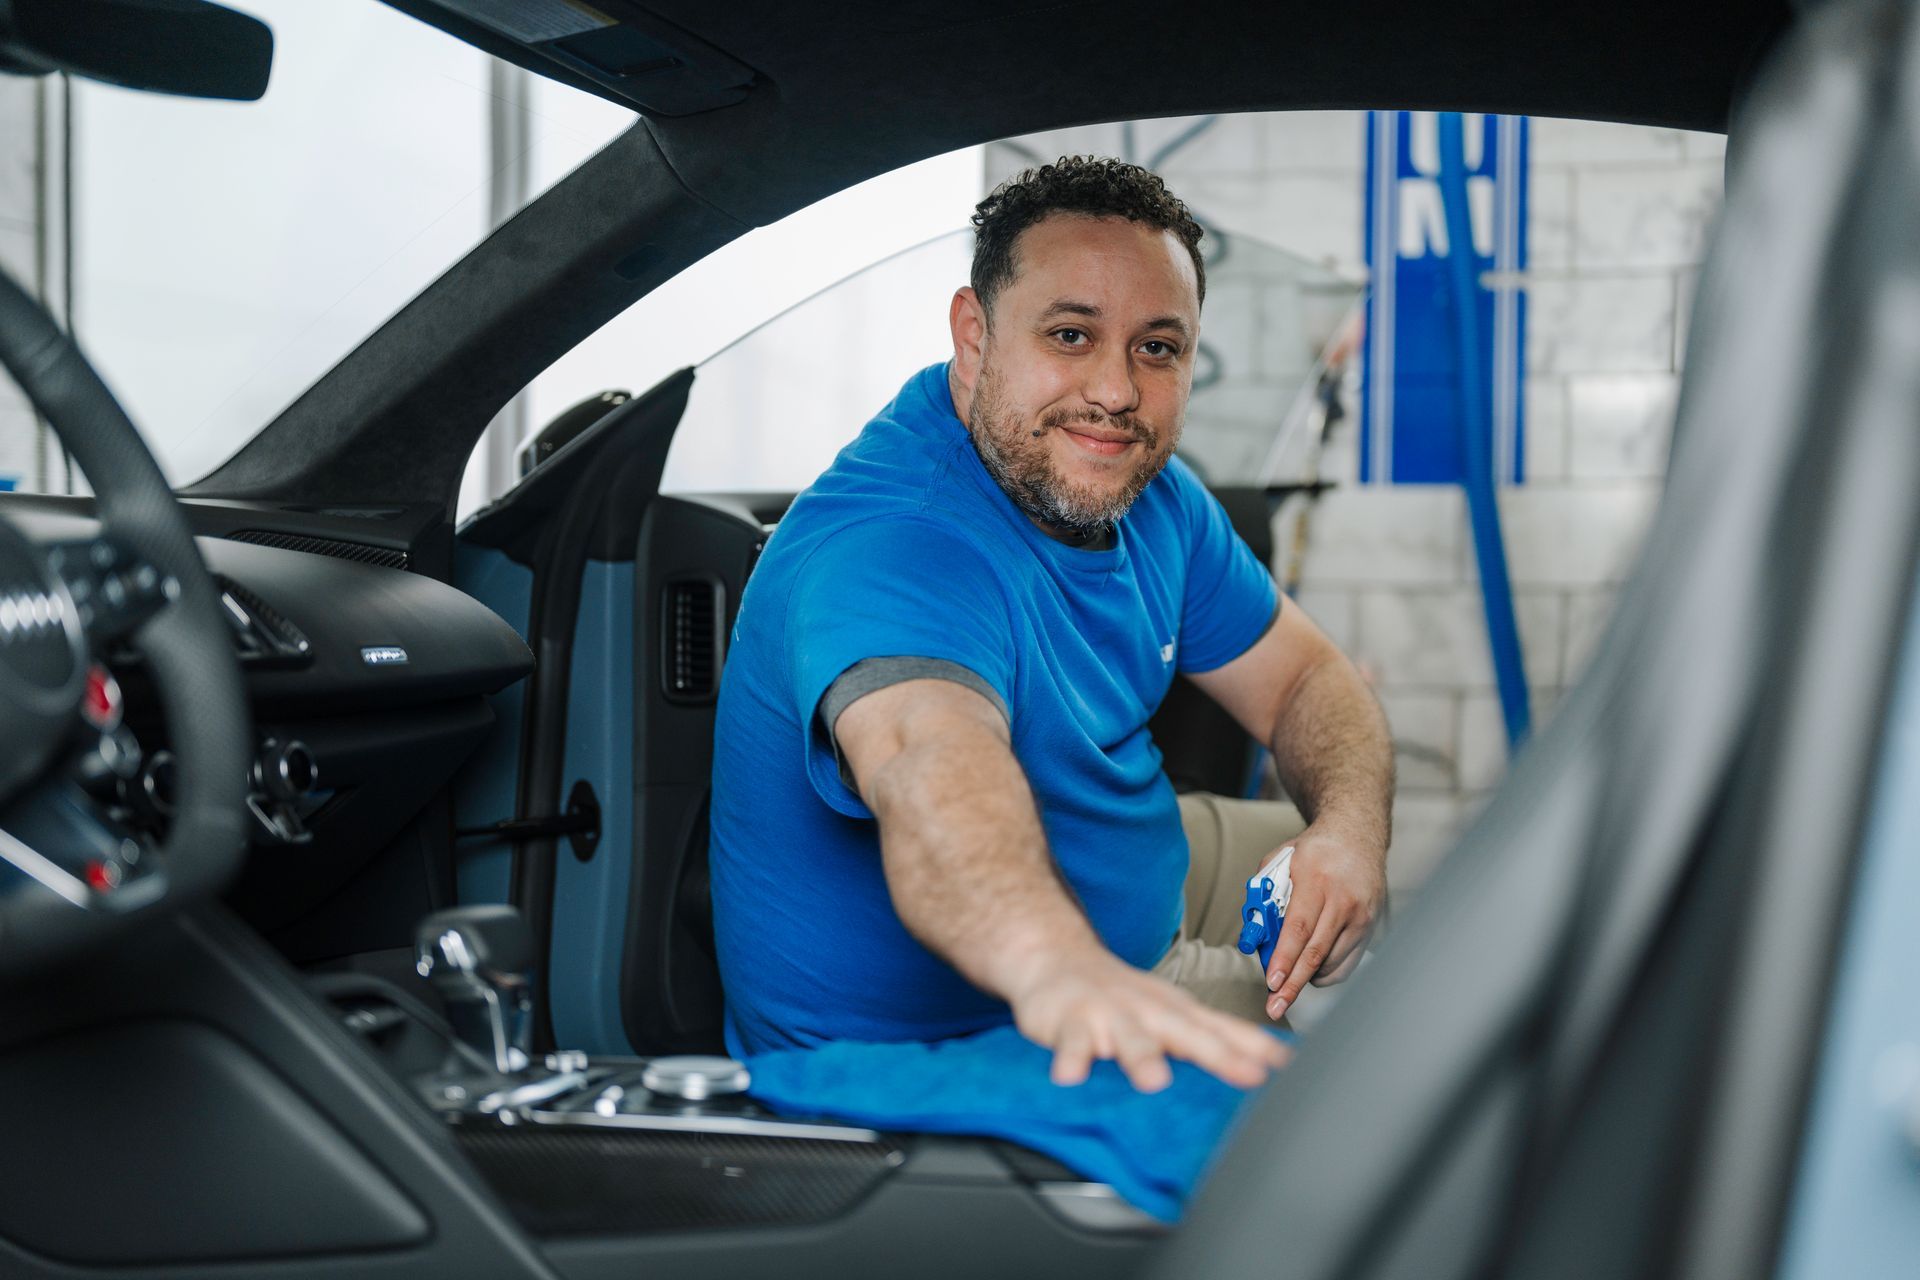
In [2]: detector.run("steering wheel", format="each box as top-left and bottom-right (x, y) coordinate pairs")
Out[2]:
(0, 265), (251, 976)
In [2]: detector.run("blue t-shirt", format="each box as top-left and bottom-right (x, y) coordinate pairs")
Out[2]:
(710, 362), (1279, 1055)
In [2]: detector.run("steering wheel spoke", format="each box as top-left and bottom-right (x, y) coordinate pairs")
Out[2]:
(0, 518), (90, 806)
(0, 262), (251, 977)
(44, 535), (176, 648)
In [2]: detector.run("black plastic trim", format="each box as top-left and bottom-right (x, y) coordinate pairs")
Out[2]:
(0, 906), (560, 1279)
(4, 504), (531, 717)
(227, 528), (411, 571)
(0, 1018), (429, 1264)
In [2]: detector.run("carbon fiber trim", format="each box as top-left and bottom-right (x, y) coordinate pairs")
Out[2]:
(455, 1124), (903, 1236)
(225, 529), (409, 571)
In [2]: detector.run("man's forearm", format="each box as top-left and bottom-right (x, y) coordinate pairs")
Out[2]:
(860, 725), (1100, 1002)
(1268, 655), (1394, 848)
(838, 680), (1290, 1089)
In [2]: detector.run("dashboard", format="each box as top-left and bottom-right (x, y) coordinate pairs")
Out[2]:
(0, 494), (533, 954)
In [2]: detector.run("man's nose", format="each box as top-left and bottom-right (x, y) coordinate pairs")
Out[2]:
(1081, 343), (1140, 418)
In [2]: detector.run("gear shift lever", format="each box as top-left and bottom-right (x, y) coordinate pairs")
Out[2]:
(415, 905), (534, 1074)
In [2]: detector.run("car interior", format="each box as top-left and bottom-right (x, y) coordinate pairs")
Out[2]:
(4, 0), (1912, 1277)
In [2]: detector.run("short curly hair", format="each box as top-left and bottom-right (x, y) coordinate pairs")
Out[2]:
(970, 156), (1206, 320)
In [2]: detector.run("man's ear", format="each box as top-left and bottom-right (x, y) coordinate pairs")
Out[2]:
(949, 286), (988, 400)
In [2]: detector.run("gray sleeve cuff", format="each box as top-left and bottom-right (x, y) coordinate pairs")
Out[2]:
(818, 656), (1012, 789)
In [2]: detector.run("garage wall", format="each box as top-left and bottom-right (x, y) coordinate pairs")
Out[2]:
(0, 75), (60, 493)
(987, 112), (1725, 896)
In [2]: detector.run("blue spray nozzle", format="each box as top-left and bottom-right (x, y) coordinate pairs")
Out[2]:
(1236, 847), (1295, 972)
(1236, 876), (1285, 969)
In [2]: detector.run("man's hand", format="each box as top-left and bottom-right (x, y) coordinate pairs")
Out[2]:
(1007, 941), (1290, 1093)
(845, 681), (1285, 1092)
(1263, 822), (1387, 1021)
(843, 678), (1291, 1093)
(1187, 602), (1395, 1021)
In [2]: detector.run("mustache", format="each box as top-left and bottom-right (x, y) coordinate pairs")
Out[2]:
(1032, 407), (1157, 446)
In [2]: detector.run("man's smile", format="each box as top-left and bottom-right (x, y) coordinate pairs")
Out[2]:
(1059, 424), (1139, 457)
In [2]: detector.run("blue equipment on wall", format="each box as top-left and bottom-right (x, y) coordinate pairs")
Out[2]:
(1361, 111), (1529, 486)
(1362, 111), (1532, 747)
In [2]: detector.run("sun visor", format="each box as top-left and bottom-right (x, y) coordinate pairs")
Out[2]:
(384, 0), (756, 117)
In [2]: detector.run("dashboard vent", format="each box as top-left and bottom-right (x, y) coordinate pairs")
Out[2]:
(226, 529), (408, 571)
(212, 575), (311, 667)
(662, 578), (724, 703)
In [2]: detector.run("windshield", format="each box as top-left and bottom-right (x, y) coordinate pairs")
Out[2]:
(0, 0), (634, 493)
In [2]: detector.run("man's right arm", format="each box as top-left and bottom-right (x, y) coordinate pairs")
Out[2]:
(834, 677), (1288, 1092)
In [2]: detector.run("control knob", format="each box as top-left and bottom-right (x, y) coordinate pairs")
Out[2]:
(253, 737), (318, 800)
(641, 1055), (751, 1101)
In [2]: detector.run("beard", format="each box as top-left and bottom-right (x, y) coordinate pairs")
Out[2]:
(965, 359), (1179, 541)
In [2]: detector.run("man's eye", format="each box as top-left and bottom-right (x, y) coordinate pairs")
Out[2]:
(1140, 340), (1180, 358)
(1054, 329), (1087, 346)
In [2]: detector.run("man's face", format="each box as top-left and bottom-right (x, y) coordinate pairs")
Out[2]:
(954, 214), (1200, 540)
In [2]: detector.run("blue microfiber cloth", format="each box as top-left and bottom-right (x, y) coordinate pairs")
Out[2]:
(745, 1024), (1286, 1221)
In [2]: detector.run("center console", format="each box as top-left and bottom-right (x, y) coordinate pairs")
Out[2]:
(356, 906), (1165, 1278)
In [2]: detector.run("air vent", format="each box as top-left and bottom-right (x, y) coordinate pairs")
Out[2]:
(225, 529), (408, 571)
(662, 578), (724, 703)
(213, 575), (311, 668)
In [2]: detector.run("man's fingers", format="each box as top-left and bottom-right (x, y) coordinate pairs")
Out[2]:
(1313, 942), (1364, 987)
(1265, 887), (1322, 992)
(1270, 911), (1341, 1018)
(1140, 989), (1290, 1088)
(1317, 918), (1373, 984)
(1191, 1009), (1290, 1083)
(1051, 1024), (1094, 1087)
(1113, 1024), (1173, 1093)
(1148, 1005), (1267, 1089)
(1041, 970), (1295, 1094)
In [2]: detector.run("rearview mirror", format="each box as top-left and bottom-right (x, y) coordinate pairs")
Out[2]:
(0, 0), (273, 102)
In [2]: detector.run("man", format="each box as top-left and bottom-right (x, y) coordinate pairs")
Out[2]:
(710, 157), (1394, 1092)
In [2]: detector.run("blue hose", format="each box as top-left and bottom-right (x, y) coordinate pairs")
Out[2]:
(1436, 114), (1530, 748)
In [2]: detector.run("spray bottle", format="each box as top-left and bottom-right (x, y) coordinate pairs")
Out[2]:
(1235, 845), (1295, 971)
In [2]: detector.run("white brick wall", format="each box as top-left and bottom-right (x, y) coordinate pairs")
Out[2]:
(1290, 584), (1358, 652)
(991, 111), (1719, 899)
(1568, 375), (1678, 480)
(1488, 486), (1661, 587)
(1373, 691), (1455, 790)
(1524, 377), (1571, 482)
(1457, 689), (1560, 794)
(1177, 171), (1363, 268)
(1281, 486), (1463, 586)
(1528, 169), (1576, 271)
(1530, 116), (1689, 166)
(1386, 793), (1479, 895)
(1575, 163), (1724, 271)
(0, 76), (41, 488)
(0, 75), (56, 492)
(1353, 587), (1556, 688)
(1527, 275), (1676, 375)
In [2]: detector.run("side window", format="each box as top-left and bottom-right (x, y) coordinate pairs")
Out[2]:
(0, 0), (622, 495)
(661, 231), (973, 494)
(655, 226), (1357, 496)
(1172, 236), (1362, 489)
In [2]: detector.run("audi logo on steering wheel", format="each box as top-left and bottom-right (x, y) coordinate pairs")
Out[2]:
(0, 590), (62, 645)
